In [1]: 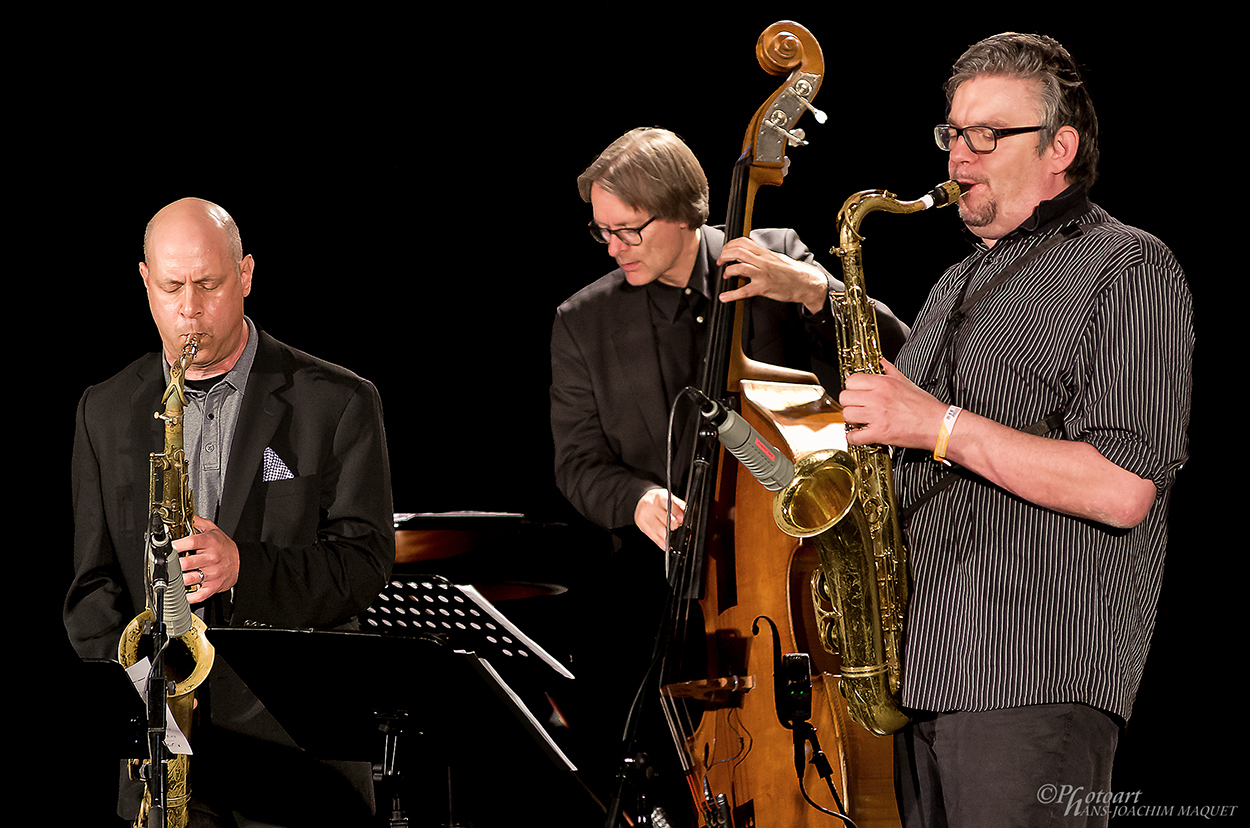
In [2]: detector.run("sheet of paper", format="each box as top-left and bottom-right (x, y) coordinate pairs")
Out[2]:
(124, 657), (193, 755)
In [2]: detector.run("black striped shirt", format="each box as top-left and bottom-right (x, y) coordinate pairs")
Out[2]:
(893, 187), (1193, 722)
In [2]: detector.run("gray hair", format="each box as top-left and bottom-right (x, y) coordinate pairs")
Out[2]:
(945, 32), (1100, 189)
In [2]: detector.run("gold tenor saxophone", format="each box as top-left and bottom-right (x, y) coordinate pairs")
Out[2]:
(772, 181), (965, 736)
(118, 333), (216, 828)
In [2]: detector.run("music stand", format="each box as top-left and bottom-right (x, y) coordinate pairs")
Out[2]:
(76, 657), (148, 756)
(208, 618), (597, 824)
(361, 576), (588, 822)
(363, 575), (573, 681)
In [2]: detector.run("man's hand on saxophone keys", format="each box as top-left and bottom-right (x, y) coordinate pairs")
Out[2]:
(175, 515), (241, 602)
(839, 358), (944, 451)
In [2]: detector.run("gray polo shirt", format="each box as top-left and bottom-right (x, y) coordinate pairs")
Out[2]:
(168, 316), (259, 522)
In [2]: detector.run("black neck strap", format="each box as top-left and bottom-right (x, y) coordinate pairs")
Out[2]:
(916, 221), (1088, 393)
(900, 221), (1094, 522)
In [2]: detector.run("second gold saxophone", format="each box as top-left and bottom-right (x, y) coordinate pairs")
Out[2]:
(118, 333), (216, 828)
(773, 181), (965, 736)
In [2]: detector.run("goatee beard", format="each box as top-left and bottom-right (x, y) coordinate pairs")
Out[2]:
(958, 195), (995, 228)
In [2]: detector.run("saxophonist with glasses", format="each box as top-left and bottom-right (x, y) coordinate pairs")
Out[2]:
(65, 197), (394, 827)
(836, 33), (1192, 827)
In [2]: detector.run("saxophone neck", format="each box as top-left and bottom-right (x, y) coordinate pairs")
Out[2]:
(159, 333), (203, 420)
(171, 333), (201, 384)
(835, 180), (968, 248)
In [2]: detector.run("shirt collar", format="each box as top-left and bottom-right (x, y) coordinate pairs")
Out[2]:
(688, 229), (712, 300)
(223, 316), (259, 392)
(631, 232), (710, 322)
(163, 316), (259, 393)
(966, 184), (1092, 248)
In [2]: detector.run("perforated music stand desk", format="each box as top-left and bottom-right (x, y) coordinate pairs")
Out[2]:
(363, 575), (574, 680)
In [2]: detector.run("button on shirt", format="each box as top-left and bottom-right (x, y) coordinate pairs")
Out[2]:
(646, 279), (709, 409)
(172, 318), (260, 523)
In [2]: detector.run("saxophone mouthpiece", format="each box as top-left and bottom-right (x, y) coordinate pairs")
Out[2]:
(924, 180), (968, 209)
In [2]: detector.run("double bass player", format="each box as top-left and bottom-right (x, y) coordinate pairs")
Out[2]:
(549, 125), (908, 803)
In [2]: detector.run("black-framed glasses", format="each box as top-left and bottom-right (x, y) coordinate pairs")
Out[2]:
(934, 124), (1044, 154)
(588, 215), (656, 246)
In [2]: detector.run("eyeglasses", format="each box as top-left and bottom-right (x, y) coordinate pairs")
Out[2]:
(588, 216), (656, 246)
(934, 124), (1045, 154)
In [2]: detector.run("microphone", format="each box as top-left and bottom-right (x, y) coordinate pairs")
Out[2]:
(692, 389), (795, 491)
(147, 513), (193, 637)
(148, 513), (172, 595)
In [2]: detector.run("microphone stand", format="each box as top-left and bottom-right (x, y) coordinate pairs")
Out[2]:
(144, 515), (173, 828)
(603, 393), (713, 828)
(602, 572), (688, 828)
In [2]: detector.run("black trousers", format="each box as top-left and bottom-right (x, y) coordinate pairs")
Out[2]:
(894, 703), (1121, 828)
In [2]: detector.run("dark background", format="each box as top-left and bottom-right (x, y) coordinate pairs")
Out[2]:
(27, 9), (1231, 825)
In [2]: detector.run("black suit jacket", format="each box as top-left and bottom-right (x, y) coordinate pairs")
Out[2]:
(550, 226), (908, 532)
(65, 327), (394, 660)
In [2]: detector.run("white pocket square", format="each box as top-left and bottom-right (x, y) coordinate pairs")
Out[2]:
(262, 447), (295, 482)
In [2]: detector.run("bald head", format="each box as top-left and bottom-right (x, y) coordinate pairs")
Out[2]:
(144, 197), (244, 272)
(139, 197), (254, 379)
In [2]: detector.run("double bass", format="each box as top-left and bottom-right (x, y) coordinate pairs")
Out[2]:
(650, 20), (900, 828)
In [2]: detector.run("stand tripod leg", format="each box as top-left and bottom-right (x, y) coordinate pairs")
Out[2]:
(376, 714), (410, 828)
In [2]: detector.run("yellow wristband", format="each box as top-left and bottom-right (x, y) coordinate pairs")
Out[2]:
(933, 405), (962, 465)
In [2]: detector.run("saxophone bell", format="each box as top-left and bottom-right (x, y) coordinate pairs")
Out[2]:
(773, 448), (857, 537)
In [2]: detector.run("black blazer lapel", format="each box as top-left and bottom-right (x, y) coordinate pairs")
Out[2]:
(217, 333), (289, 538)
